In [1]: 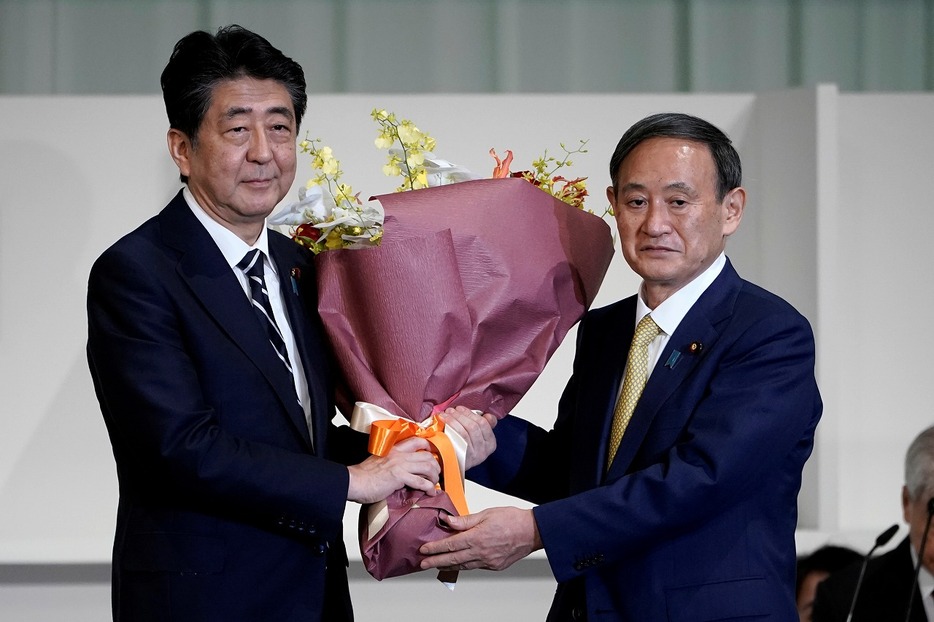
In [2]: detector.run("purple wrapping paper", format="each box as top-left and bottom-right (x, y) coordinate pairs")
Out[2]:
(314, 177), (615, 580)
(357, 487), (460, 580)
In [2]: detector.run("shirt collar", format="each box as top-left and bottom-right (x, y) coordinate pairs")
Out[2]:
(635, 253), (726, 335)
(183, 186), (275, 274)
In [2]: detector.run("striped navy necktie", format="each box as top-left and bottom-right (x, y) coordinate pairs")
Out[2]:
(237, 249), (294, 379)
(238, 250), (311, 447)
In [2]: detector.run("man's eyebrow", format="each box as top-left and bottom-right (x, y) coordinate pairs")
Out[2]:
(619, 182), (646, 192)
(664, 181), (696, 194)
(267, 106), (295, 121)
(618, 181), (698, 195)
(225, 106), (251, 119)
(224, 106), (295, 121)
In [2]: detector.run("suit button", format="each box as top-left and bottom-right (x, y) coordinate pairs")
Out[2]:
(314, 543), (327, 556)
(571, 606), (585, 620)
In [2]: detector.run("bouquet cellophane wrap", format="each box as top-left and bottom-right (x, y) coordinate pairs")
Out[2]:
(314, 177), (615, 580)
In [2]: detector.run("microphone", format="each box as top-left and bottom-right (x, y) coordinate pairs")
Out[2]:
(846, 523), (899, 622)
(903, 497), (934, 622)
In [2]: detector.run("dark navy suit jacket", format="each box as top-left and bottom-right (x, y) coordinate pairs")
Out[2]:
(87, 191), (367, 621)
(470, 259), (822, 621)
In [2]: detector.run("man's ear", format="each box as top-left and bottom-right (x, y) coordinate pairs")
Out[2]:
(902, 485), (912, 523)
(166, 128), (193, 179)
(722, 186), (746, 237)
(605, 185), (616, 208)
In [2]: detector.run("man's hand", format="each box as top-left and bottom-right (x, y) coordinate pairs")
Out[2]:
(346, 437), (441, 504)
(418, 507), (542, 571)
(440, 406), (498, 470)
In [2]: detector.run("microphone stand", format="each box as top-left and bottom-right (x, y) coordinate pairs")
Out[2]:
(846, 523), (900, 622)
(903, 498), (934, 622)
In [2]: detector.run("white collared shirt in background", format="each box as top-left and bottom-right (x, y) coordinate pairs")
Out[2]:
(183, 187), (313, 437)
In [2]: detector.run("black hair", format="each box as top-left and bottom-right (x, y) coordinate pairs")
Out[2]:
(160, 24), (307, 181)
(795, 545), (863, 596)
(608, 112), (742, 201)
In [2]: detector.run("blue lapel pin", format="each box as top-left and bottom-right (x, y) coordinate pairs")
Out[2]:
(666, 342), (704, 369)
(290, 267), (301, 296)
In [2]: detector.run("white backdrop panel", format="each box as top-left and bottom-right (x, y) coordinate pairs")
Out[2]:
(6, 89), (931, 565)
(0, 92), (760, 562)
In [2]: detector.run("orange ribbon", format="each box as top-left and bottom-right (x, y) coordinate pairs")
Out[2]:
(367, 415), (469, 517)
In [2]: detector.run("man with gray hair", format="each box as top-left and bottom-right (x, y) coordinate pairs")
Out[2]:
(813, 425), (934, 621)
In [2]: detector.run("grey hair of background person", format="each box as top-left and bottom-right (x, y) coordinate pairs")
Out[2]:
(905, 425), (934, 501)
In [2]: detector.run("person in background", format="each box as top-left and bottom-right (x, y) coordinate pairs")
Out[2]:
(796, 545), (862, 621)
(86, 25), (498, 622)
(813, 425), (934, 622)
(420, 112), (823, 620)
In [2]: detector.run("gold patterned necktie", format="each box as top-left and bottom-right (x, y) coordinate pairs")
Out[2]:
(607, 314), (661, 467)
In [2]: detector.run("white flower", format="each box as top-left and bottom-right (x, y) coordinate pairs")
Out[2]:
(387, 149), (479, 187)
(269, 185), (334, 226)
(338, 200), (385, 240)
(271, 183), (384, 243)
(424, 155), (479, 187)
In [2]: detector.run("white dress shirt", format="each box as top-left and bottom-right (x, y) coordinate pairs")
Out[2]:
(183, 188), (313, 437)
(631, 252), (727, 381)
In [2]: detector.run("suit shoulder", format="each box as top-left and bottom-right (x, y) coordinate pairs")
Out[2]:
(859, 540), (913, 587)
(92, 191), (190, 265)
(583, 295), (637, 326)
(737, 278), (789, 304)
(733, 279), (812, 328)
(92, 214), (162, 265)
(268, 227), (313, 263)
(88, 201), (187, 291)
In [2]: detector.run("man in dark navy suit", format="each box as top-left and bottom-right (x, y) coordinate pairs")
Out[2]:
(86, 25), (457, 622)
(421, 113), (823, 621)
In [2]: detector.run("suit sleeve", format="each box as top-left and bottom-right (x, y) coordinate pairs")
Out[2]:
(87, 243), (350, 540)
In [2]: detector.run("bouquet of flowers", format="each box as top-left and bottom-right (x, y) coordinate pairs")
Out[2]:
(271, 110), (615, 584)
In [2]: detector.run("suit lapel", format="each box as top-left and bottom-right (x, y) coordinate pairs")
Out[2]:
(269, 233), (332, 454)
(159, 193), (314, 449)
(571, 299), (636, 489)
(604, 261), (743, 480)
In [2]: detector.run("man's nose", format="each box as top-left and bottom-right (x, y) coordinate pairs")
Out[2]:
(643, 201), (671, 235)
(248, 130), (273, 163)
